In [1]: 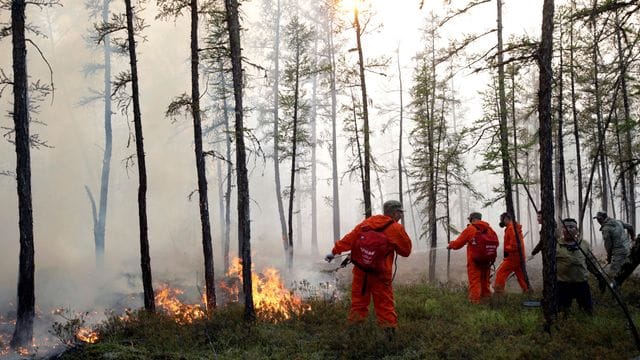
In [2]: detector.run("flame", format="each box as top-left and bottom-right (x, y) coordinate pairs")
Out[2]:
(154, 286), (206, 324)
(220, 258), (310, 322)
(76, 327), (99, 344)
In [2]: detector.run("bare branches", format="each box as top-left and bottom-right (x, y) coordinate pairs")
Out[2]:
(439, 0), (491, 28)
(26, 38), (55, 103)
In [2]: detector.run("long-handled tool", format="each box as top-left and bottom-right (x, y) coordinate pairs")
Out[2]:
(559, 218), (640, 351)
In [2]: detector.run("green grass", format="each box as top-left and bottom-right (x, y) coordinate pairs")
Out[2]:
(59, 279), (640, 360)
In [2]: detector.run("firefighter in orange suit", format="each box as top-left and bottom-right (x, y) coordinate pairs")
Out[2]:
(493, 212), (529, 293)
(447, 212), (497, 303)
(324, 200), (412, 329)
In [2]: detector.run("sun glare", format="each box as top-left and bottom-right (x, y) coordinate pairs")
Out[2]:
(338, 0), (364, 14)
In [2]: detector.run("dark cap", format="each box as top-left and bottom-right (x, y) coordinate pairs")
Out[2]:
(468, 212), (482, 221)
(383, 200), (404, 215)
(593, 211), (607, 220)
(563, 218), (578, 225)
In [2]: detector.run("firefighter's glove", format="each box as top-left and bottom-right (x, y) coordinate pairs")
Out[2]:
(324, 253), (335, 263)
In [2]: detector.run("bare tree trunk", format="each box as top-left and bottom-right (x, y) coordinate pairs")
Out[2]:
(125, 0), (154, 312)
(590, 1), (607, 213)
(95, 0), (113, 268)
(190, 0), (216, 311)
(510, 66), (520, 220)
(397, 48), (404, 223)
(354, 7), (372, 218)
(328, 26), (340, 241)
(10, 0), (35, 348)
(569, 0), (584, 231)
(615, 11), (635, 227)
(538, 0), (557, 331)
(497, 0), (530, 289)
(310, 33), (319, 255)
(272, 0), (289, 260)
(555, 22), (565, 220)
(219, 64), (232, 273)
(496, 0), (514, 216)
(224, 0), (256, 321)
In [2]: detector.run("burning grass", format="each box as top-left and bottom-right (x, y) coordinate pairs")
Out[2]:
(56, 278), (640, 359)
(152, 257), (311, 324)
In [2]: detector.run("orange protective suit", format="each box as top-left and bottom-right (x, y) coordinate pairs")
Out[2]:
(448, 220), (497, 303)
(331, 214), (412, 328)
(493, 222), (529, 293)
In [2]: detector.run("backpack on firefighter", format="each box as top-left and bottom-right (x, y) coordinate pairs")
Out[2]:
(469, 225), (499, 267)
(350, 220), (396, 273)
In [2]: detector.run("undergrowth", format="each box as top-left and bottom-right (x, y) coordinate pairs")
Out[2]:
(59, 278), (640, 360)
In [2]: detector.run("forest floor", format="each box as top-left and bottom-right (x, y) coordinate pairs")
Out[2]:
(2, 245), (637, 359)
(47, 249), (640, 359)
(47, 278), (640, 360)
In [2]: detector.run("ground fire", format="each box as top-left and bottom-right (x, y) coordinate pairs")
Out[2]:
(220, 257), (311, 322)
(154, 285), (207, 324)
(75, 327), (99, 344)
(155, 257), (311, 323)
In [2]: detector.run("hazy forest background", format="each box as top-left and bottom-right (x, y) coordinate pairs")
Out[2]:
(1, 0), (638, 354)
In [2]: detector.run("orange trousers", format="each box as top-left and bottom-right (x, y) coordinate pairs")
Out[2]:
(493, 256), (528, 292)
(349, 270), (397, 328)
(467, 262), (492, 303)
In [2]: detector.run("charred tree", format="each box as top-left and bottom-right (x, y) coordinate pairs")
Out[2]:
(189, 0), (216, 312)
(224, 0), (256, 321)
(10, 0), (35, 349)
(124, 0), (155, 312)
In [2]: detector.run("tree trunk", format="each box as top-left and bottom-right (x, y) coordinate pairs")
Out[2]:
(554, 23), (565, 220)
(272, 0), (289, 260)
(224, 0), (256, 321)
(286, 29), (302, 272)
(354, 7), (371, 218)
(328, 25), (341, 241)
(191, 0), (216, 311)
(10, 0), (35, 348)
(615, 11), (635, 227)
(95, 0), (113, 268)
(125, 0), (155, 312)
(219, 63), (232, 273)
(569, 0), (584, 232)
(538, 0), (557, 331)
(310, 33), (319, 255)
(590, 1), (607, 213)
(510, 66), (520, 220)
(397, 49), (404, 223)
(497, 0), (530, 289)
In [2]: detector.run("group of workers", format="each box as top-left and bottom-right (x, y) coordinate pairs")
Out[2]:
(324, 200), (639, 334)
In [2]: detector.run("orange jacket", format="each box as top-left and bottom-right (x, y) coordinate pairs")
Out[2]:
(449, 220), (498, 262)
(503, 222), (525, 256)
(332, 215), (412, 279)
